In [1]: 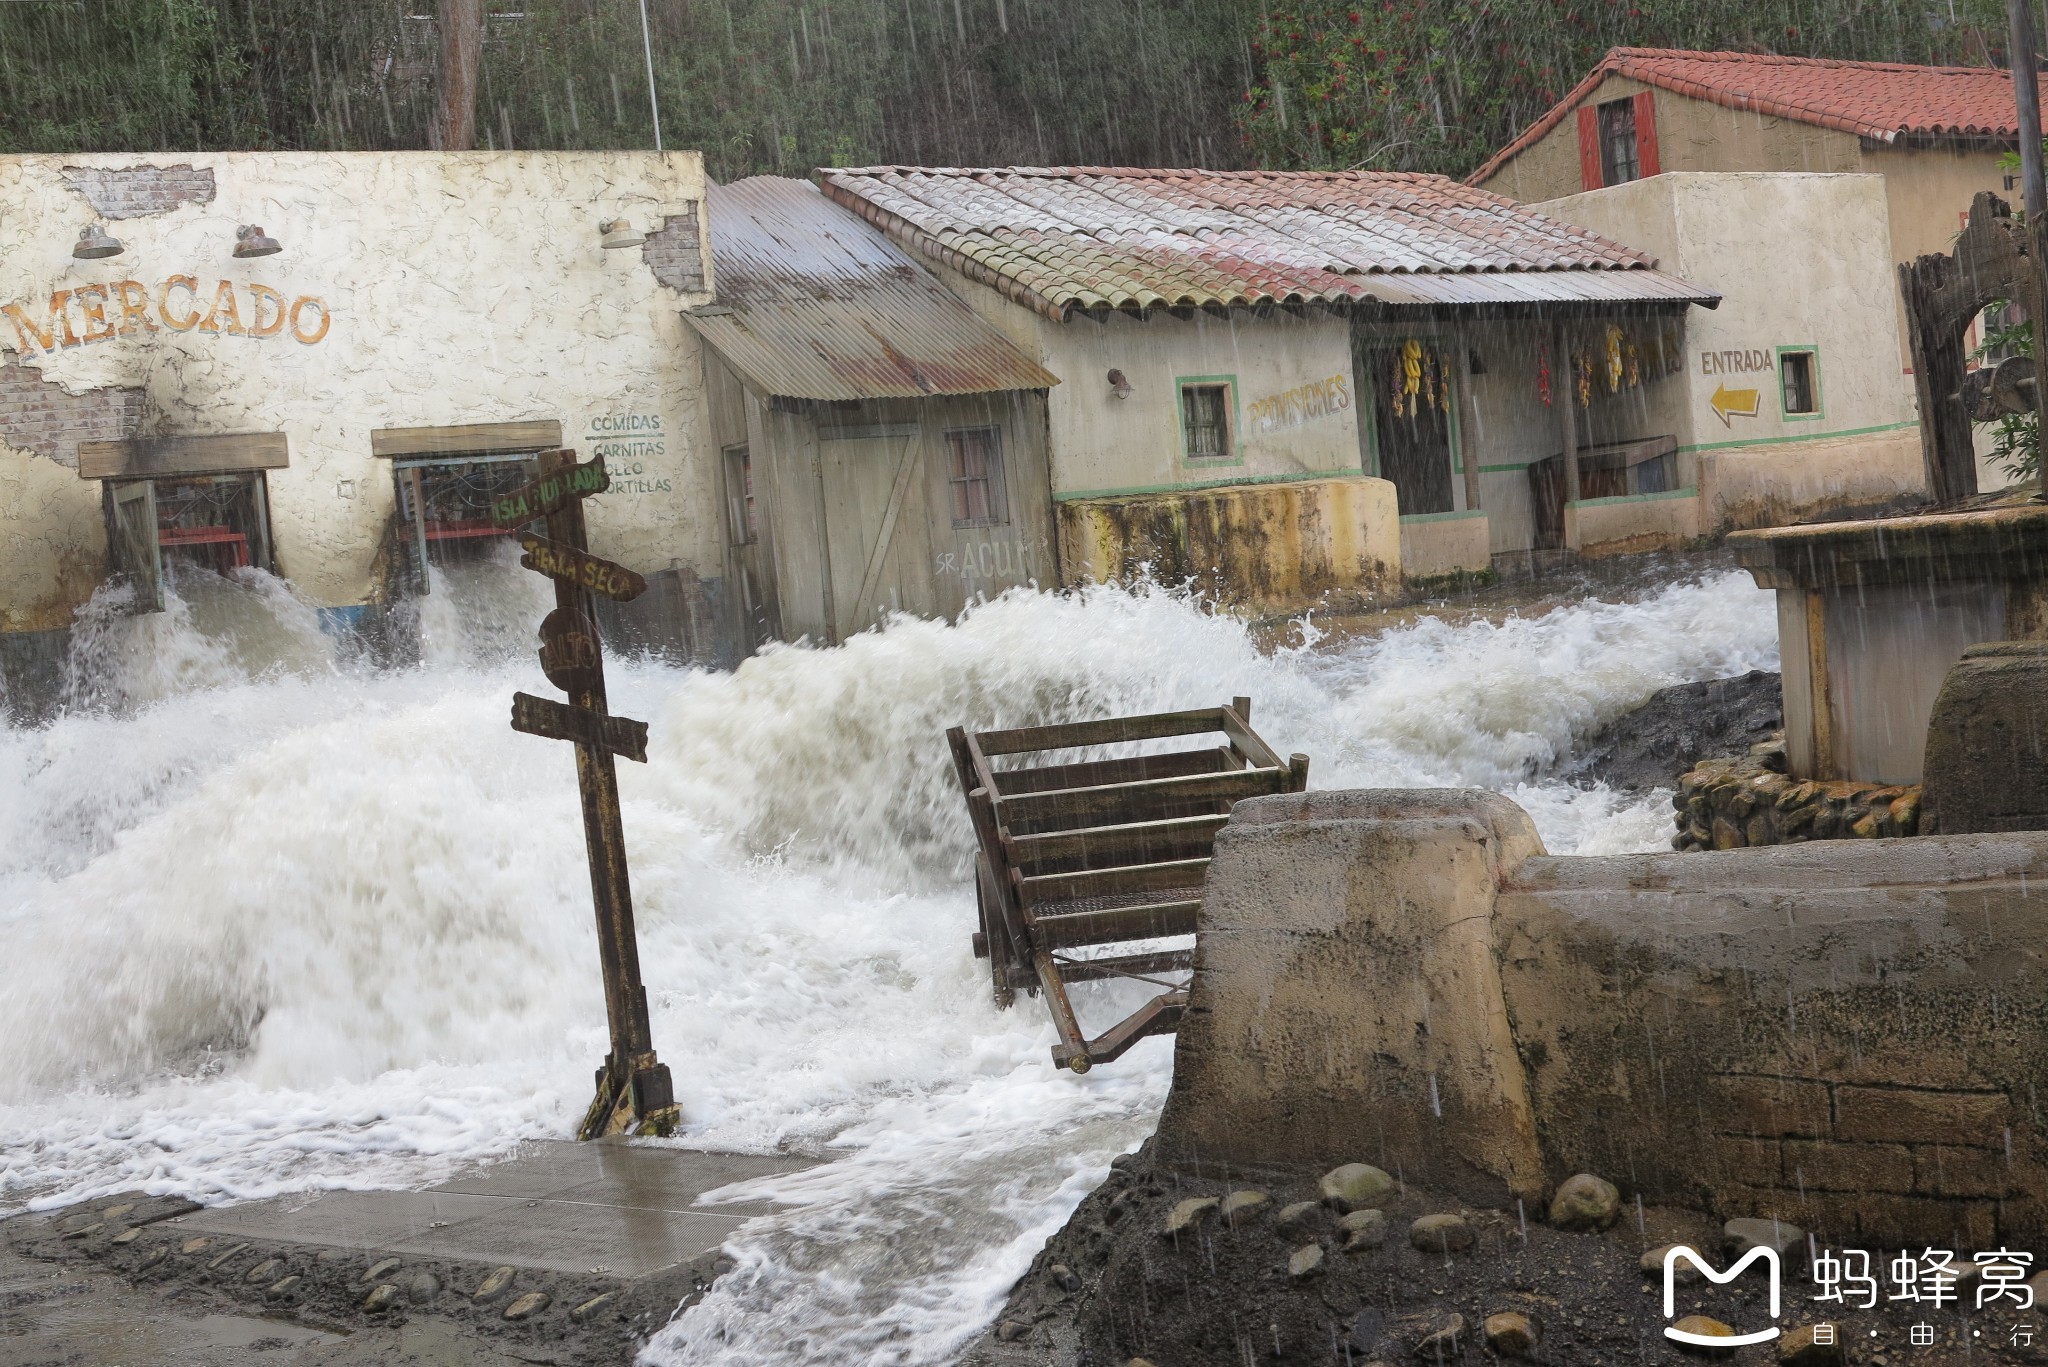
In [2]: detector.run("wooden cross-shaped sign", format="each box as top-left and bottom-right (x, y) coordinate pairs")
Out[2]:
(503, 450), (679, 1141)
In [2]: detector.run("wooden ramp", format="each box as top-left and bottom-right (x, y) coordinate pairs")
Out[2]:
(946, 699), (1308, 1072)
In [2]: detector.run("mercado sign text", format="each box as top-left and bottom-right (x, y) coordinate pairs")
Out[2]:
(3, 278), (331, 355)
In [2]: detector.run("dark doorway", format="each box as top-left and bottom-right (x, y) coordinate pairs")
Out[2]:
(1364, 348), (1456, 515)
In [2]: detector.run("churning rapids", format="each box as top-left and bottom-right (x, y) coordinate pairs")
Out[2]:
(0, 554), (1777, 1364)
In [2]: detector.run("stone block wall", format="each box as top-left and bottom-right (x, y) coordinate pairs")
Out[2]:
(1671, 736), (1921, 850)
(1158, 789), (2048, 1247)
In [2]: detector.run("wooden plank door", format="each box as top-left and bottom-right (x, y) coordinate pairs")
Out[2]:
(109, 479), (164, 613)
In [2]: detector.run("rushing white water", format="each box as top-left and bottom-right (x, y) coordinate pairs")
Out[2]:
(0, 561), (1777, 1364)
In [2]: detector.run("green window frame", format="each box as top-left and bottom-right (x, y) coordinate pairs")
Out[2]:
(1776, 345), (1823, 423)
(1176, 375), (1241, 466)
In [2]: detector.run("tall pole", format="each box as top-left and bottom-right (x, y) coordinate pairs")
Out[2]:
(434, 0), (482, 151)
(637, 0), (663, 152)
(2014, 0), (2046, 217)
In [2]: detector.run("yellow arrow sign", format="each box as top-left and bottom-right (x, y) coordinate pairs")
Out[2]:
(1710, 384), (1761, 427)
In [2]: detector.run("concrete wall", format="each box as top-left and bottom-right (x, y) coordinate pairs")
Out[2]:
(1398, 510), (1492, 581)
(1537, 173), (1923, 531)
(1157, 788), (2048, 1245)
(0, 152), (715, 631)
(1057, 473), (1398, 610)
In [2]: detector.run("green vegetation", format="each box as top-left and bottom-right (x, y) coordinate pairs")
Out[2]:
(0, 0), (2022, 179)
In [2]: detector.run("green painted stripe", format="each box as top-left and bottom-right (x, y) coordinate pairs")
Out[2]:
(1676, 420), (1915, 455)
(1399, 509), (1487, 524)
(1053, 467), (1370, 501)
(1567, 486), (1699, 509)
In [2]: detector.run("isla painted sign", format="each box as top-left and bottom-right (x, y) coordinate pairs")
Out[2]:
(489, 455), (609, 528)
(3, 278), (330, 355)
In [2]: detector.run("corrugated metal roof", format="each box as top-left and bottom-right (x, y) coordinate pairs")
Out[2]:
(690, 177), (1058, 401)
(1473, 49), (2041, 185)
(816, 166), (1718, 319)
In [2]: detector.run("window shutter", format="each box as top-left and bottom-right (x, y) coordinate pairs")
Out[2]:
(1576, 106), (1602, 191)
(1633, 90), (1661, 177)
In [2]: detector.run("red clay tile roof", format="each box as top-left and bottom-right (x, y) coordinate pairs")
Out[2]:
(816, 166), (1716, 319)
(1469, 48), (2040, 185)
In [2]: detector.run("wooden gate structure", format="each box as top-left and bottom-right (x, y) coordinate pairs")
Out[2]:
(947, 699), (1307, 1073)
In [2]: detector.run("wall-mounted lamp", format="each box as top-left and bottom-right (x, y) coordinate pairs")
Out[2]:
(234, 224), (283, 258)
(600, 218), (646, 250)
(1107, 368), (1133, 400)
(72, 224), (124, 260)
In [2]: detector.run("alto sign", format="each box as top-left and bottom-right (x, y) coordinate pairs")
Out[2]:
(2, 277), (331, 355)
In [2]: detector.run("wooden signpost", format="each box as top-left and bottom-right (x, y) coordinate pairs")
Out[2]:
(499, 450), (679, 1140)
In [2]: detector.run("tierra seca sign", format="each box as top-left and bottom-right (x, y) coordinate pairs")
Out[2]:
(3, 278), (330, 355)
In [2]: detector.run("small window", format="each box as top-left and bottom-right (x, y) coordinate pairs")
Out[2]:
(724, 444), (757, 545)
(1598, 97), (1640, 187)
(1181, 382), (1233, 460)
(1780, 350), (1819, 416)
(946, 426), (1009, 528)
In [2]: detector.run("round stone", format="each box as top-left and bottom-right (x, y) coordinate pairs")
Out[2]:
(1318, 1163), (1395, 1213)
(406, 1273), (440, 1304)
(359, 1257), (402, 1285)
(1411, 1313), (1465, 1359)
(1047, 1262), (1081, 1292)
(1484, 1310), (1540, 1357)
(1161, 1196), (1219, 1238)
(1723, 1217), (1804, 1259)
(1548, 1173), (1620, 1230)
(1272, 1201), (1327, 1237)
(109, 1228), (142, 1246)
(1287, 1243), (1325, 1280)
(99, 1203), (136, 1222)
(361, 1283), (400, 1313)
(1777, 1323), (1848, 1366)
(138, 1247), (168, 1270)
(1409, 1213), (1475, 1254)
(244, 1258), (282, 1284)
(265, 1275), (301, 1302)
(1219, 1190), (1270, 1228)
(179, 1237), (212, 1256)
(570, 1291), (618, 1323)
(1339, 1208), (1388, 1251)
(62, 1223), (103, 1240)
(1670, 1315), (1737, 1358)
(1642, 1244), (1706, 1284)
(204, 1243), (249, 1271)
(994, 1320), (1031, 1342)
(474, 1265), (518, 1303)
(502, 1291), (551, 1322)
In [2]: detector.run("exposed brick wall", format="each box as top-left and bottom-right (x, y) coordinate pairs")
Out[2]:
(642, 205), (706, 294)
(60, 165), (216, 220)
(1709, 1074), (2022, 1245)
(0, 362), (145, 468)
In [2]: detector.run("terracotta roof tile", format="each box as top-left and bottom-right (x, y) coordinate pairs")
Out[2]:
(1471, 48), (2042, 184)
(816, 166), (1711, 318)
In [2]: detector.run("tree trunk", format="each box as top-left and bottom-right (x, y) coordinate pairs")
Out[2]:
(434, 0), (482, 151)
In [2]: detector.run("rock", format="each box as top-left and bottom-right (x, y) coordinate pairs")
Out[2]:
(1578, 671), (1783, 791)
(1048, 1262), (1081, 1293)
(109, 1228), (142, 1246)
(473, 1266), (518, 1303)
(100, 1202), (136, 1222)
(1340, 1209), (1388, 1251)
(316, 1249), (353, 1264)
(502, 1291), (551, 1322)
(55, 1211), (97, 1234)
(1409, 1213), (1474, 1254)
(361, 1283), (400, 1313)
(179, 1237), (212, 1256)
(1219, 1189), (1270, 1227)
(1288, 1243), (1325, 1280)
(1548, 1173), (1620, 1230)
(1777, 1323), (1848, 1365)
(406, 1273), (440, 1304)
(1273, 1200), (1327, 1237)
(1850, 810), (1882, 839)
(1642, 1244), (1706, 1284)
(1724, 1217), (1803, 1259)
(1162, 1196), (1220, 1238)
(1483, 1310), (1540, 1357)
(1670, 1315), (1737, 1358)
(1923, 641), (2048, 834)
(359, 1256), (401, 1284)
(1410, 1313), (1465, 1361)
(244, 1258), (282, 1284)
(138, 1247), (168, 1271)
(264, 1275), (300, 1302)
(994, 1319), (1031, 1342)
(62, 1223), (103, 1240)
(570, 1292), (618, 1323)
(1319, 1163), (1395, 1212)
(204, 1242), (249, 1271)
(1711, 816), (1744, 849)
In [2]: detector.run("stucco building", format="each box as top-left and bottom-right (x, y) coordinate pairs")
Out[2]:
(0, 150), (719, 701)
(1470, 48), (2044, 492)
(817, 166), (1722, 586)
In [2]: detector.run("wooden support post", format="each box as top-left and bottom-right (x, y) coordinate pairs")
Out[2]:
(1456, 342), (1483, 513)
(1554, 323), (1581, 524)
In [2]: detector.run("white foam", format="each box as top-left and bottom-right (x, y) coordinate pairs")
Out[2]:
(0, 565), (1777, 1362)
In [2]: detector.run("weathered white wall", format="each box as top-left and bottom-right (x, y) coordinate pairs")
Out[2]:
(0, 151), (714, 629)
(929, 261), (1366, 500)
(1536, 173), (1922, 530)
